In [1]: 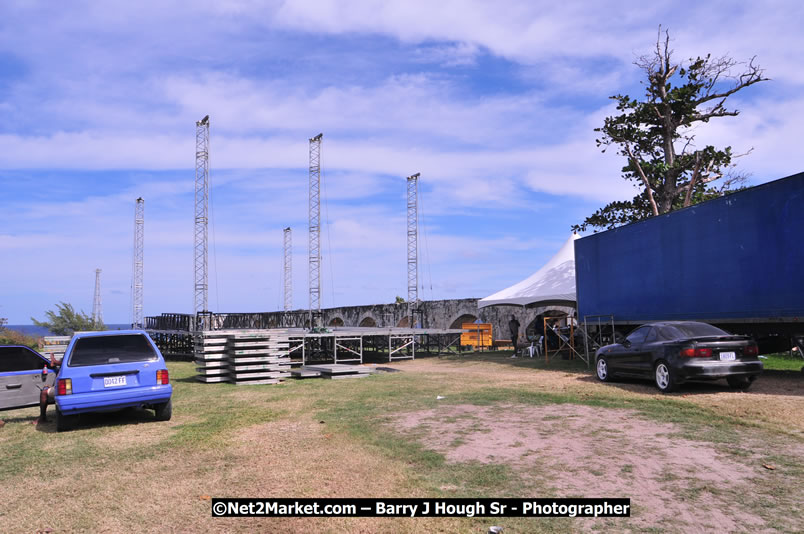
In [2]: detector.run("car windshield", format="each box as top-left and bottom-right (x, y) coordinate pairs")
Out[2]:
(69, 335), (157, 366)
(663, 323), (730, 338)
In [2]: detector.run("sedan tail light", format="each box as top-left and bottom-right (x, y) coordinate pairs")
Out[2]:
(744, 344), (759, 356)
(680, 347), (713, 357)
(57, 378), (72, 395)
(156, 369), (169, 385)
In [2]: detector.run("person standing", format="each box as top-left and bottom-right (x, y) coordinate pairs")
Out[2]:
(509, 315), (521, 354)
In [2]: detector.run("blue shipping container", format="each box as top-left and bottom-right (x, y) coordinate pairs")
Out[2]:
(575, 171), (804, 323)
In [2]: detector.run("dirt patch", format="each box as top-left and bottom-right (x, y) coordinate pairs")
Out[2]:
(389, 358), (804, 434)
(4, 416), (464, 534)
(191, 418), (468, 532)
(91, 415), (192, 451)
(389, 402), (801, 533)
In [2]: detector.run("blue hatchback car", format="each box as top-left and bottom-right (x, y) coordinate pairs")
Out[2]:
(54, 330), (172, 432)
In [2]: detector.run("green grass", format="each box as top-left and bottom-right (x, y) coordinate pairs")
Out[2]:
(444, 349), (593, 373)
(1, 355), (802, 533)
(761, 352), (804, 371)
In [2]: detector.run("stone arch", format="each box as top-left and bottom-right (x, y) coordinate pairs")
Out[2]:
(525, 315), (547, 338)
(529, 308), (571, 349)
(359, 316), (377, 327)
(397, 316), (410, 328)
(328, 316), (344, 327)
(449, 313), (478, 329)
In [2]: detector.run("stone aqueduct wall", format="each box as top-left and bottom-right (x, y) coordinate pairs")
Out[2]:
(321, 298), (574, 342)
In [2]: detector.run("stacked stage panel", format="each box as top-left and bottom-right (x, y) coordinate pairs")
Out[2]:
(226, 331), (292, 385)
(194, 331), (230, 382)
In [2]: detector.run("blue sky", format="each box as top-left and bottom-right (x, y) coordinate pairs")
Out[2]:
(1, 1), (802, 324)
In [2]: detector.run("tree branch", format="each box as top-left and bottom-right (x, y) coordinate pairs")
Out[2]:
(682, 155), (703, 207)
(696, 107), (739, 121)
(694, 61), (768, 107)
(697, 162), (722, 185)
(679, 135), (695, 157)
(624, 144), (660, 216)
(717, 171), (749, 192)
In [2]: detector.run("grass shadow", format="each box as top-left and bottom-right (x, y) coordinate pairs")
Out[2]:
(577, 369), (804, 397)
(33, 407), (158, 434)
(173, 375), (204, 384)
(439, 350), (593, 374)
(1, 413), (40, 424)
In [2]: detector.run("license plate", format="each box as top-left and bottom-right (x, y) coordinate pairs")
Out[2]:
(103, 376), (127, 388)
(719, 351), (736, 361)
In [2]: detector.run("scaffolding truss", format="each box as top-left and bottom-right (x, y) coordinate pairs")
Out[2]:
(283, 227), (292, 312)
(290, 334), (365, 365)
(194, 115), (210, 314)
(144, 310), (464, 362)
(132, 197), (144, 328)
(581, 314), (616, 368)
(92, 268), (102, 325)
(406, 173), (420, 327)
(389, 333), (415, 361)
(308, 133), (323, 327)
(542, 315), (588, 365)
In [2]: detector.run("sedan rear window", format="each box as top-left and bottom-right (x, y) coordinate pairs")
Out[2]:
(68, 335), (157, 366)
(662, 323), (730, 338)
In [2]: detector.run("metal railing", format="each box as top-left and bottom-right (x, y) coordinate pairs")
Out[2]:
(581, 314), (616, 367)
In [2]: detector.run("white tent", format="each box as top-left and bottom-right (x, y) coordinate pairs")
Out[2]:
(478, 233), (579, 308)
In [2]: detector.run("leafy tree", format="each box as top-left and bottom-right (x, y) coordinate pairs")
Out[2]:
(573, 28), (768, 232)
(0, 326), (40, 349)
(395, 296), (406, 304)
(31, 302), (105, 335)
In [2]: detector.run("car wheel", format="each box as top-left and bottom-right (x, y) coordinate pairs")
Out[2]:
(654, 360), (677, 393)
(55, 408), (77, 432)
(726, 375), (754, 390)
(154, 398), (172, 421)
(596, 356), (613, 382)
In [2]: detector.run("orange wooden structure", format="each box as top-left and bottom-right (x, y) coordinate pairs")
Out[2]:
(460, 322), (493, 348)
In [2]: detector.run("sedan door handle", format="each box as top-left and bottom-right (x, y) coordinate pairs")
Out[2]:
(6, 383), (22, 389)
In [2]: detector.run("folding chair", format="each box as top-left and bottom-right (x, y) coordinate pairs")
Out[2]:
(527, 336), (544, 358)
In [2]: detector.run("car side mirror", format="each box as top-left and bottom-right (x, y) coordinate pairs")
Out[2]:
(623, 339), (631, 348)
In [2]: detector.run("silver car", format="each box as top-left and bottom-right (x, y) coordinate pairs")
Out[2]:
(0, 345), (56, 411)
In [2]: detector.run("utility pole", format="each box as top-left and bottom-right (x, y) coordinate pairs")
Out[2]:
(308, 133), (322, 328)
(407, 173), (420, 328)
(194, 115), (210, 316)
(92, 268), (103, 326)
(283, 227), (292, 312)
(131, 197), (144, 328)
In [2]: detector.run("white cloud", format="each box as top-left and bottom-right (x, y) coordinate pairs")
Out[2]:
(689, 94), (804, 183)
(272, 1), (651, 64)
(413, 42), (481, 67)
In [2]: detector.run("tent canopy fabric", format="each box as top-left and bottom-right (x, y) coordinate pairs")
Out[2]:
(478, 234), (579, 309)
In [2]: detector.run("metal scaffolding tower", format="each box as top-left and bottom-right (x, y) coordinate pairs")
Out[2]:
(308, 133), (323, 327)
(283, 227), (292, 312)
(131, 197), (144, 328)
(92, 268), (103, 325)
(407, 173), (420, 326)
(194, 115), (210, 314)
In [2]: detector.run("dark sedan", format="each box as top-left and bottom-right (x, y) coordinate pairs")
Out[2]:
(595, 321), (763, 393)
